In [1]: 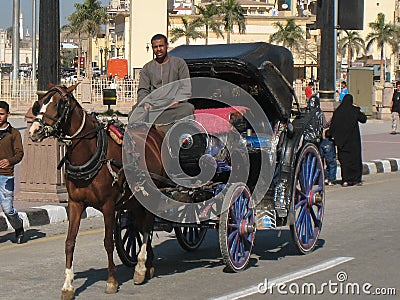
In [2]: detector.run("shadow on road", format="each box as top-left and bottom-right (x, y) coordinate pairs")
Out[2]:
(0, 229), (46, 244)
(71, 229), (325, 295)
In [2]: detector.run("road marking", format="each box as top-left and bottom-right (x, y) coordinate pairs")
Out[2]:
(363, 140), (400, 144)
(211, 256), (354, 300)
(0, 228), (104, 251)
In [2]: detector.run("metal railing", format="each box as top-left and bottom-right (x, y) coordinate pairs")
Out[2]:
(1, 77), (322, 114)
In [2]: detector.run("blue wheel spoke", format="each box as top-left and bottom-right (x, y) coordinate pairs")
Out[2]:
(230, 235), (239, 258)
(310, 206), (322, 228)
(234, 195), (240, 220)
(308, 156), (316, 189)
(305, 209), (314, 241)
(228, 224), (239, 229)
(295, 198), (307, 210)
(228, 229), (238, 244)
(243, 209), (252, 220)
(240, 196), (249, 218)
(296, 187), (307, 198)
(295, 203), (307, 228)
(239, 238), (245, 258)
(312, 168), (321, 187)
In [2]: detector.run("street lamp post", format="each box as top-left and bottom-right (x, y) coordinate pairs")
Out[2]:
(100, 48), (103, 74)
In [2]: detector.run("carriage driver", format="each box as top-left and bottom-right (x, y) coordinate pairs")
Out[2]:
(0, 101), (25, 244)
(130, 34), (194, 130)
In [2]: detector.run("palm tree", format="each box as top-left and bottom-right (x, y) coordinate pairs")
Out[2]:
(338, 30), (365, 71)
(72, 0), (108, 79)
(196, 3), (224, 45)
(269, 19), (305, 52)
(170, 16), (205, 45)
(220, 0), (246, 44)
(366, 13), (400, 82)
(62, 14), (84, 78)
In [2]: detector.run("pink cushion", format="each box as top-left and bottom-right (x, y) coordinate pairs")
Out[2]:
(194, 106), (248, 134)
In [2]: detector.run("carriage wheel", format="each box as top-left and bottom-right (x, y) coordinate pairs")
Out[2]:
(114, 209), (142, 268)
(174, 226), (207, 251)
(290, 143), (325, 254)
(219, 183), (255, 272)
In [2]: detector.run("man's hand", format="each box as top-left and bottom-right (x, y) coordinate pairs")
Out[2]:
(0, 159), (10, 169)
(144, 102), (152, 110)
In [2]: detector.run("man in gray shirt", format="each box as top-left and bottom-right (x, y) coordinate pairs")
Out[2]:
(131, 34), (193, 129)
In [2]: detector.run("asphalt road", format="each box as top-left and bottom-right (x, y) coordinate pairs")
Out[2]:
(0, 171), (399, 299)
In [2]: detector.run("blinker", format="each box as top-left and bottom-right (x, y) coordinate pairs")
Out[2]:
(32, 101), (40, 116)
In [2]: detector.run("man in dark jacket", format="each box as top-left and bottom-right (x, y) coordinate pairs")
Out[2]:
(0, 101), (24, 243)
(390, 81), (400, 134)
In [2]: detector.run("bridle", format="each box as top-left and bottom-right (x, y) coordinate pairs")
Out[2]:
(32, 86), (93, 144)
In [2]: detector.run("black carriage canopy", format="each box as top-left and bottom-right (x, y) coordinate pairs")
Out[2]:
(169, 42), (295, 121)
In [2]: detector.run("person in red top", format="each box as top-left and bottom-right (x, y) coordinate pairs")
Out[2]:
(305, 81), (314, 100)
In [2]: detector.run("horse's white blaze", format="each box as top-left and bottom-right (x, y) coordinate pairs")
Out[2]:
(29, 95), (54, 137)
(40, 95), (54, 114)
(62, 268), (74, 291)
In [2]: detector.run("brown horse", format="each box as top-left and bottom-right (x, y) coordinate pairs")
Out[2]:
(28, 84), (163, 299)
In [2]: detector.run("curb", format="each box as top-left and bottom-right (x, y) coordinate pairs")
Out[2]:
(0, 203), (102, 232)
(1, 158), (399, 233)
(336, 158), (400, 179)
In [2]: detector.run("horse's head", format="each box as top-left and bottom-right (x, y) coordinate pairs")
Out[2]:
(29, 84), (79, 142)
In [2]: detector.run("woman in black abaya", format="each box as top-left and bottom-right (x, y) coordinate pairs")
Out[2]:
(330, 94), (367, 186)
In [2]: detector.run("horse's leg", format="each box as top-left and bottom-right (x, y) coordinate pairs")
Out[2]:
(61, 200), (84, 300)
(134, 232), (149, 284)
(103, 203), (119, 294)
(145, 235), (155, 279)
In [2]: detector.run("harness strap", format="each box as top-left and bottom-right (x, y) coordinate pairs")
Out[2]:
(65, 111), (86, 140)
(64, 127), (108, 180)
(106, 160), (119, 186)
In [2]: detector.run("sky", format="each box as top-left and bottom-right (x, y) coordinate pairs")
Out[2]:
(0, 0), (110, 33)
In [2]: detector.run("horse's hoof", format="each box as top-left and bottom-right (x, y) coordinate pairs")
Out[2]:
(147, 267), (155, 279)
(134, 271), (146, 285)
(61, 289), (74, 300)
(105, 282), (119, 294)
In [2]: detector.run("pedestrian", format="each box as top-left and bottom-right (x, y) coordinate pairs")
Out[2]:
(305, 81), (314, 101)
(130, 33), (193, 130)
(0, 101), (25, 243)
(330, 94), (367, 187)
(390, 81), (400, 134)
(337, 81), (348, 101)
(319, 129), (337, 186)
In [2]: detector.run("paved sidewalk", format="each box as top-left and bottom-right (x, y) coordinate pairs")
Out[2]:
(1, 117), (399, 233)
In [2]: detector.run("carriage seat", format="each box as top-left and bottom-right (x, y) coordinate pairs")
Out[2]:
(193, 106), (249, 135)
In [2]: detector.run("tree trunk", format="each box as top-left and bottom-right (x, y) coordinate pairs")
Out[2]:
(38, 0), (60, 91)
(186, 36), (190, 45)
(205, 26), (209, 45)
(87, 35), (93, 80)
(347, 44), (352, 70)
(77, 32), (81, 79)
(227, 31), (231, 44)
(380, 46), (385, 83)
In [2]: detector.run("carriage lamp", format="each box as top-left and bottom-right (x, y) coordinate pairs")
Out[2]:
(179, 134), (193, 149)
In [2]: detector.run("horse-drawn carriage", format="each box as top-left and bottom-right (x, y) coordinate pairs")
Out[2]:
(28, 42), (325, 298)
(116, 42), (325, 272)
